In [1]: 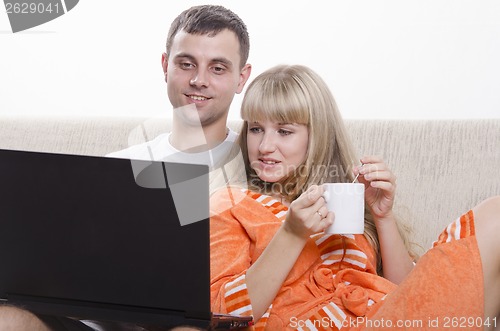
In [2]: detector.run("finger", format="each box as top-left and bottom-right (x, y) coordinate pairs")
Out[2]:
(359, 155), (384, 166)
(353, 163), (363, 176)
(359, 161), (395, 183)
(356, 173), (370, 189)
(357, 162), (388, 187)
(307, 195), (327, 218)
(294, 185), (324, 209)
(359, 162), (388, 175)
(369, 180), (396, 194)
(363, 170), (396, 183)
(314, 205), (329, 220)
(316, 212), (334, 232)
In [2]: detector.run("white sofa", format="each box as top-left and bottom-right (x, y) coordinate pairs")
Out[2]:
(1, 116), (499, 253)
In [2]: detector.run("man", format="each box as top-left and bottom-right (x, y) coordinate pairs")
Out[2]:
(108, 4), (251, 169)
(0, 5), (251, 331)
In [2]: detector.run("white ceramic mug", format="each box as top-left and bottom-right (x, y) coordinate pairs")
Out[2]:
(322, 183), (365, 234)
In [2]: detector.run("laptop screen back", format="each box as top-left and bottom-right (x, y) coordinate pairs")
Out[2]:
(0, 149), (210, 325)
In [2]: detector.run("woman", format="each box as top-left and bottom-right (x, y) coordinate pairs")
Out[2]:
(210, 65), (499, 330)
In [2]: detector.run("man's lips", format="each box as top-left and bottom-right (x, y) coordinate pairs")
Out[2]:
(186, 94), (211, 101)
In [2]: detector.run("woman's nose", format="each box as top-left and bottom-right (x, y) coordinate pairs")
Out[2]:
(259, 133), (277, 154)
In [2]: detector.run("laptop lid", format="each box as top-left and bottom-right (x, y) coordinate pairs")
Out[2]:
(0, 149), (212, 328)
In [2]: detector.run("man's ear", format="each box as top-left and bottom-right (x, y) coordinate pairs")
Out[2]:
(161, 53), (168, 79)
(236, 63), (252, 94)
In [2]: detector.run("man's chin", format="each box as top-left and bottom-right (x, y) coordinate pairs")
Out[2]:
(174, 105), (205, 127)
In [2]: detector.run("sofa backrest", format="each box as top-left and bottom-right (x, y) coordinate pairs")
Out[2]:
(1, 116), (499, 251)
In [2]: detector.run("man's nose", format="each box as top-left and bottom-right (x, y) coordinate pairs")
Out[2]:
(190, 70), (209, 88)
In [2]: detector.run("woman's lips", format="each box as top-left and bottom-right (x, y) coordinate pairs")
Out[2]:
(259, 158), (281, 169)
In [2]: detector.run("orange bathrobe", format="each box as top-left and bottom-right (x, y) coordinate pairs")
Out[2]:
(210, 188), (484, 330)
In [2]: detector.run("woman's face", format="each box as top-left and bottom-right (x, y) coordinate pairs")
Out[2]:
(246, 120), (309, 183)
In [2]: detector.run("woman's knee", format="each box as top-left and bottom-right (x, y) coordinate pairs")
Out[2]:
(473, 195), (500, 268)
(474, 195), (500, 226)
(473, 196), (500, 322)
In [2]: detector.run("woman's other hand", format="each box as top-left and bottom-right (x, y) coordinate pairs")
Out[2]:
(354, 156), (396, 221)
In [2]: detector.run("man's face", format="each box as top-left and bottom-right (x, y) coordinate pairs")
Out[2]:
(163, 29), (251, 127)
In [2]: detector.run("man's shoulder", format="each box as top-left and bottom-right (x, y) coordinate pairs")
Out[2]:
(106, 133), (172, 160)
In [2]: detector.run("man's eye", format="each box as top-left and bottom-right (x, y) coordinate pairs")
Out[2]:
(212, 66), (226, 73)
(180, 62), (194, 69)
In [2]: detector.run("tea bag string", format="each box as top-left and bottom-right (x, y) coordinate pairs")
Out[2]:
(352, 163), (364, 183)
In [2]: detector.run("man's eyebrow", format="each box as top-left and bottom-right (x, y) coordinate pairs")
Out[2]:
(173, 53), (195, 61)
(211, 57), (233, 67)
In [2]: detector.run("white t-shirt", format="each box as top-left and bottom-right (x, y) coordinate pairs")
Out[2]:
(107, 129), (238, 169)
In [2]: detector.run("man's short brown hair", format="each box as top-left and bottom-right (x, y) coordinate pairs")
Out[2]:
(166, 5), (250, 68)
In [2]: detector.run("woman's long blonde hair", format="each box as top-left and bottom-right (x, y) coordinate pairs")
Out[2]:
(238, 65), (386, 272)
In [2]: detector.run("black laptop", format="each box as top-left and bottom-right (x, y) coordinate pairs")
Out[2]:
(0, 149), (252, 330)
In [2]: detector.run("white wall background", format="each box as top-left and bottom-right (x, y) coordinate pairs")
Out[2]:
(1, 0), (499, 120)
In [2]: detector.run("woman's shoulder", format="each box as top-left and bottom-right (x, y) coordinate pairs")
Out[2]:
(210, 186), (254, 216)
(210, 187), (289, 225)
(210, 185), (249, 201)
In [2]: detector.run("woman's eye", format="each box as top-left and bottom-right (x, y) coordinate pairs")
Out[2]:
(249, 127), (263, 133)
(278, 129), (292, 136)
